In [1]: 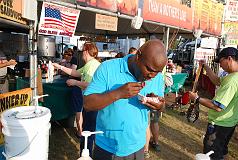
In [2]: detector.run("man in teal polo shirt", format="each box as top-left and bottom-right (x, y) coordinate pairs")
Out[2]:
(83, 39), (167, 159)
(189, 47), (238, 159)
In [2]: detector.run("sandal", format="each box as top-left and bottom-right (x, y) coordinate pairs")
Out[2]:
(144, 151), (150, 159)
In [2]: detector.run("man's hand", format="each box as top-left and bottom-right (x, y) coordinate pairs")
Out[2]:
(141, 93), (165, 110)
(116, 82), (144, 99)
(189, 91), (198, 101)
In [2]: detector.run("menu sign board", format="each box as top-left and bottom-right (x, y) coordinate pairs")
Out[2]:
(0, 0), (27, 24)
(223, 22), (238, 45)
(193, 0), (223, 35)
(95, 14), (118, 31)
(224, 0), (238, 21)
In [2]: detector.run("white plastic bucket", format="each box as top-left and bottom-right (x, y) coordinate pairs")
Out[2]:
(1, 106), (51, 160)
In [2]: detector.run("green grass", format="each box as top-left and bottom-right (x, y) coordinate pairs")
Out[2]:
(145, 106), (238, 160)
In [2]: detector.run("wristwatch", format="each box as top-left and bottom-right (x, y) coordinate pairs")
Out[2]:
(195, 96), (200, 104)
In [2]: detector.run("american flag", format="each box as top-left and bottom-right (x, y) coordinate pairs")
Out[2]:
(44, 7), (77, 32)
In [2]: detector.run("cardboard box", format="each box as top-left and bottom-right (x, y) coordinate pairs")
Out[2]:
(0, 78), (8, 93)
(0, 67), (7, 77)
(25, 69), (43, 96)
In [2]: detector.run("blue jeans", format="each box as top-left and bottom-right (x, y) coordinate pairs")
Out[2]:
(71, 86), (83, 112)
(203, 123), (236, 159)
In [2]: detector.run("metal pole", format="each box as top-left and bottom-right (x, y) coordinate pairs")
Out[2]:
(163, 27), (170, 52)
(29, 20), (38, 105)
(126, 36), (129, 54)
(161, 27), (170, 118)
(194, 38), (198, 61)
(192, 29), (203, 77)
(62, 37), (64, 56)
(193, 38), (198, 76)
(77, 38), (79, 49)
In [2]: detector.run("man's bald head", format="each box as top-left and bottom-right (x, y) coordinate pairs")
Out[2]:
(139, 39), (166, 61)
(139, 40), (167, 69)
(129, 39), (167, 81)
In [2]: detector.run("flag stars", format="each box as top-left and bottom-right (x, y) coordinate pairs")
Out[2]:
(45, 7), (62, 20)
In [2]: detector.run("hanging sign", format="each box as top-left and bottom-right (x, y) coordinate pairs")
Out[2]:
(223, 22), (238, 45)
(0, 0), (27, 24)
(38, 2), (80, 37)
(224, 0), (238, 21)
(76, 0), (138, 16)
(194, 48), (215, 60)
(143, 0), (193, 30)
(200, 37), (218, 49)
(193, 0), (224, 35)
(95, 14), (118, 31)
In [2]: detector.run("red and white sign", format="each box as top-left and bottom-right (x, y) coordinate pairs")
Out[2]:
(195, 48), (215, 60)
(224, 0), (238, 21)
(38, 2), (80, 37)
(143, 0), (193, 30)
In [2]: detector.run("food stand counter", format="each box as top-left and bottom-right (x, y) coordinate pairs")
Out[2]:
(16, 77), (75, 121)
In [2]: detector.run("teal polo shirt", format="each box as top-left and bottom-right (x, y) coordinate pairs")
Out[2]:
(84, 55), (164, 156)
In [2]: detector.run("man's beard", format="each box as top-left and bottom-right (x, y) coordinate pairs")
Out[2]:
(132, 63), (145, 81)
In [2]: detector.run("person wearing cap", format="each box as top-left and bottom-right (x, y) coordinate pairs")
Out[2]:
(189, 47), (238, 159)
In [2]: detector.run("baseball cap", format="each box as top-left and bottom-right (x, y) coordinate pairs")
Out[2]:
(214, 47), (238, 63)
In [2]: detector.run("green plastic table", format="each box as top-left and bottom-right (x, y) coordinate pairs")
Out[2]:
(165, 73), (188, 94)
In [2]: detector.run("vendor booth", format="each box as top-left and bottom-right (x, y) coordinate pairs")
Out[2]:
(5, 0), (222, 122)
(0, 0), (225, 124)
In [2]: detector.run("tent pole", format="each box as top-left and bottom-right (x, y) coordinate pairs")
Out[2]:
(126, 36), (130, 54)
(62, 37), (64, 56)
(29, 20), (38, 105)
(163, 27), (170, 52)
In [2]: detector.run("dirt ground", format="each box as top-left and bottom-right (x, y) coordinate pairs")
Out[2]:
(48, 93), (238, 160)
